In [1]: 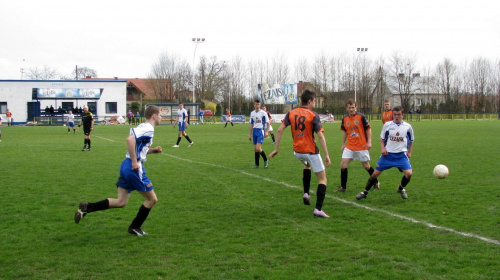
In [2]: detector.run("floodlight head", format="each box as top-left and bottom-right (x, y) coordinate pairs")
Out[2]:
(202, 38), (205, 42)
(192, 38), (195, 41)
(357, 48), (360, 51)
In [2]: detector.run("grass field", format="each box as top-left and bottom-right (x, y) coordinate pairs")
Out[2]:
(0, 120), (499, 279)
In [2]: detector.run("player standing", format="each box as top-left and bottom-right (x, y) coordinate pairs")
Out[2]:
(382, 100), (393, 124)
(248, 100), (269, 168)
(172, 103), (194, 147)
(78, 106), (94, 151)
(6, 109), (12, 126)
(356, 106), (414, 200)
(269, 90), (331, 218)
(67, 110), (76, 134)
(335, 100), (379, 192)
(224, 108), (234, 127)
(74, 105), (163, 236)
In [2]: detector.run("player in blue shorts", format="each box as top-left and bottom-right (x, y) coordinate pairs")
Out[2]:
(74, 105), (163, 236)
(66, 110), (76, 134)
(249, 99), (269, 168)
(172, 103), (194, 147)
(356, 106), (414, 200)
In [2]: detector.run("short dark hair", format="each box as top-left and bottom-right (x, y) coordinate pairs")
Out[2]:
(145, 105), (160, 119)
(301, 90), (315, 105)
(254, 99), (261, 104)
(392, 106), (404, 112)
(346, 99), (356, 106)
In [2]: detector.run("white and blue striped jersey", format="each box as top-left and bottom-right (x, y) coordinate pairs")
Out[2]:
(126, 122), (154, 162)
(381, 121), (414, 153)
(177, 108), (188, 124)
(250, 110), (269, 130)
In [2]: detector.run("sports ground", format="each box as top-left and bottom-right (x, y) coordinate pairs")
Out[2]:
(0, 120), (498, 279)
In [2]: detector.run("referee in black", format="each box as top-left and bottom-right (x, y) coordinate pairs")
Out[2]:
(79, 105), (94, 151)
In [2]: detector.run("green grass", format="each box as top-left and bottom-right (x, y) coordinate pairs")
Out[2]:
(0, 120), (499, 279)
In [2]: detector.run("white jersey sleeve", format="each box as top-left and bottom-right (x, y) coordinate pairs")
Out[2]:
(250, 110), (268, 129)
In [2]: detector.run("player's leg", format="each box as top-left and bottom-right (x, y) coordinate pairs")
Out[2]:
(302, 165), (312, 205)
(397, 169), (412, 199)
(361, 160), (379, 190)
(183, 131), (193, 146)
(128, 190), (158, 236)
(337, 157), (351, 192)
(174, 127), (183, 147)
(356, 169), (382, 200)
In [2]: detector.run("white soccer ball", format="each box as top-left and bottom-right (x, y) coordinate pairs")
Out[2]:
(433, 164), (449, 179)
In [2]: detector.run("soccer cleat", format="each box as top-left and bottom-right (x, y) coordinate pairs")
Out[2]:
(253, 165), (259, 169)
(272, 142), (276, 144)
(373, 181), (381, 190)
(74, 202), (88, 224)
(86, 148), (91, 151)
(334, 187), (346, 193)
(313, 208), (330, 218)
(303, 193), (311, 205)
(397, 188), (408, 199)
(128, 227), (148, 236)
(172, 145), (179, 148)
(264, 161), (269, 168)
(356, 192), (367, 200)
(82, 148), (86, 151)
(189, 142), (194, 147)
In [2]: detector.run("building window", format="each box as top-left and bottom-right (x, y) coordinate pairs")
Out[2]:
(0, 102), (6, 114)
(417, 98), (422, 106)
(106, 102), (117, 114)
(62, 102), (74, 112)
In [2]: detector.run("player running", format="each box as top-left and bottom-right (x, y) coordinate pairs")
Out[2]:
(269, 90), (331, 218)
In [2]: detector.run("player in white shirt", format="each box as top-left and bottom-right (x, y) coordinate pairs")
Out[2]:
(74, 105), (163, 236)
(172, 103), (194, 147)
(248, 99), (270, 168)
(66, 110), (76, 134)
(356, 106), (414, 200)
(261, 105), (276, 144)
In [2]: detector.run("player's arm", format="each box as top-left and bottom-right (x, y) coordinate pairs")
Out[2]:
(380, 139), (388, 155)
(268, 122), (286, 158)
(341, 131), (347, 151)
(126, 135), (140, 170)
(365, 128), (372, 150)
(407, 141), (413, 158)
(248, 122), (253, 141)
(91, 118), (94, 130)
(264, 116), (269, 137)
(147, 146), (162, 154)
(316, 131), (331, 167)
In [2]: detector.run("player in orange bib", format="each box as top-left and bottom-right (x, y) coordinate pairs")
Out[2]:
(269, 90), (331, 218)
(335, 99), (379, 193)
(382, 100), (393, 124)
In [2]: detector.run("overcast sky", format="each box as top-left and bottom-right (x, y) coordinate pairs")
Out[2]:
(1, 0), (499, 80)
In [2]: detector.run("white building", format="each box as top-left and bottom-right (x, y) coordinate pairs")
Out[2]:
(0, 80), (127, 124)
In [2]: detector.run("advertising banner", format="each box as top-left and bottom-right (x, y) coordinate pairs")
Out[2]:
(36, 88), (103, 99)
(258, 84), (298, 105)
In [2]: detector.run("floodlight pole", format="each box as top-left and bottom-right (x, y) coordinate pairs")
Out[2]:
(192, 38), (205, 103)
(354, 47), (368, 103)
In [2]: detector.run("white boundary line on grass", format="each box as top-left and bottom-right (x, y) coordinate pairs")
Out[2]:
(93, 136), (500, 246)
(164, 153), (500, 246)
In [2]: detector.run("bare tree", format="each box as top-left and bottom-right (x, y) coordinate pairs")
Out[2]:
(148, 52), (190, 102)
(388, 51), (419, 111)
(199, 56), (226, 102)
(435, 58), (457, 102)
(468, 57), (493, 112)
(26, 65), (59, 80)
(73, 66), (98, 80)
(294, 57), (310, 83)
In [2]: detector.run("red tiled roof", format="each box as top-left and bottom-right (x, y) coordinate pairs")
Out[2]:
(82, 77), (157, 100)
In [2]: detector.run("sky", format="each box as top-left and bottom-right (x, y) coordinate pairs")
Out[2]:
(1, 0), (499, 80)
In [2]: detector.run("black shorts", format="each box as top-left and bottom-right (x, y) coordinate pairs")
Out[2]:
(83, 126), (92, 136)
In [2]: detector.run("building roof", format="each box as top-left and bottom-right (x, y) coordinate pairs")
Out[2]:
(82, 77), (156, 99)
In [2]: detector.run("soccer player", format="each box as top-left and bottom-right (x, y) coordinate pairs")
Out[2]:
(66, 110), (76, 134)
(224, 108), (234, 127)
(78, 106), (94, 151)
(248, 100), (269, 168)
(173, 103), (194, 147)
(335, 100), (379, 193)
(269, 90), (331, 218)
(382, 100), (393, 124)
(74, 105), (163, 236)
(6, 109), (12, 126)
(356, 106), (414, 200)
(261, 105), (276, 144)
